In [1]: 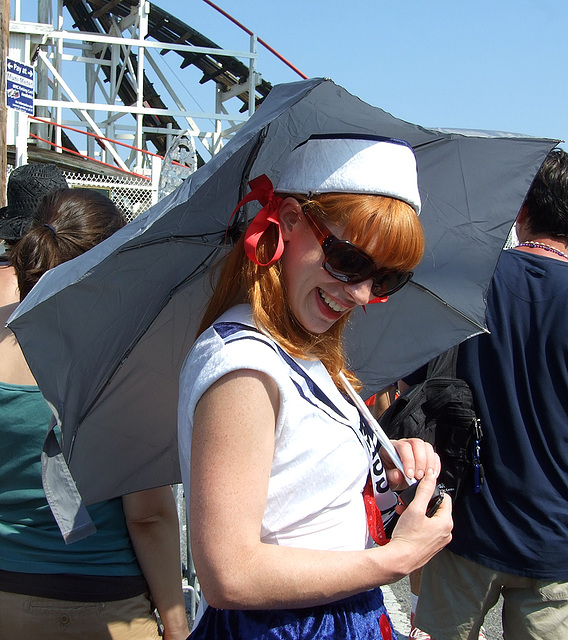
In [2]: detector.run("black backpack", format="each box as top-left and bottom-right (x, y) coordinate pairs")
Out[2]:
(378, 347), (484, 503)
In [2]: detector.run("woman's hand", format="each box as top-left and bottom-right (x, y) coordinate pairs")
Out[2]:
(384, 470), (453, 575)
(380, 437), (440, 491)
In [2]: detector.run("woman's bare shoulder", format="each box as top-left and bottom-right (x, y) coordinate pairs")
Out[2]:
(0, 303), (36, 385)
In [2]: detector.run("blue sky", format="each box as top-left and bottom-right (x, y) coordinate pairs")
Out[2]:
(153, 0), (567, 148)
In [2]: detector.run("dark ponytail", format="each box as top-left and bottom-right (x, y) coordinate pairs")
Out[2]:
(11, 188), (125, 299)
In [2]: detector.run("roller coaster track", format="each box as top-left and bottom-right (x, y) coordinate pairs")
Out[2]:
(62, 0), (274, 156)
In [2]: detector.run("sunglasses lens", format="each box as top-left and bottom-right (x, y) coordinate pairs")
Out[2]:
(371, 271), (412, 297)
(324, 243), (375, 281)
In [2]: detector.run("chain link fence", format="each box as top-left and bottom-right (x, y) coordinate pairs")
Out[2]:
(63, 171), (154, 222)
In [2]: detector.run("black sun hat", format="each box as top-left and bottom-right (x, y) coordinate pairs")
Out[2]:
(0, 163), (69, 242)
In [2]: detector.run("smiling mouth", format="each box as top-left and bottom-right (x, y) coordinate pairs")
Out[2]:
(318, 288), (348, 313)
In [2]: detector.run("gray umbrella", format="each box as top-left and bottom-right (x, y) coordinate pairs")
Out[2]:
(8, 78), (557, 540)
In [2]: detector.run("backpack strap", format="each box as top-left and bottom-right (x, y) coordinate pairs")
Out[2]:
(426, 345), (459, 379)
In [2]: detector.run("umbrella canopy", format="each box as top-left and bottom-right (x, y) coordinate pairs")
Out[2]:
(8, 78), (557, 528)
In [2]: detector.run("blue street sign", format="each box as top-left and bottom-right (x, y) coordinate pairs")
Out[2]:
(6, 58), (34, 115)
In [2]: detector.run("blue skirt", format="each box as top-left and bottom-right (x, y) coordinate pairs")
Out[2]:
(188, 587), (394, 639)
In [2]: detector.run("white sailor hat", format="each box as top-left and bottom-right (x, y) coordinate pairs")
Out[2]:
(275, 134), (421, 215)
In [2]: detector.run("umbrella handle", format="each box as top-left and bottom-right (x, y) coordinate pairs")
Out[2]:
(339, 372), (416, 486)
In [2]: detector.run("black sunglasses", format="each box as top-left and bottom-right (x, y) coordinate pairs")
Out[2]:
(303, 209), (413, 297)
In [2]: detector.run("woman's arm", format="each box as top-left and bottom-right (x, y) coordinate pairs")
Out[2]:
(123, 487), (190, 640)
(369, 383), (397, 419)
(189, 369), (452, 611)
(0, 303), (37, 385)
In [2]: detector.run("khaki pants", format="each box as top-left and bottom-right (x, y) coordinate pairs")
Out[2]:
(416, 548), (568, 640)
(0, 590), (161, 640)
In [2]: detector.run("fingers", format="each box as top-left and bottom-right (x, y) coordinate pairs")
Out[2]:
(411, 472), (453, 526)
(415, 466), (437, 492)
(398, 469), (436, 510)
(391, 470), (453, 564)
(389, 438), (440, 481)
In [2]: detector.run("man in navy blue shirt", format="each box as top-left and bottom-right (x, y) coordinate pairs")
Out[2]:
(414, 149), (568, 640)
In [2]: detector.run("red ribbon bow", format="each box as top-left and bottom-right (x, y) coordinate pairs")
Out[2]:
(229, 174), (284, 267)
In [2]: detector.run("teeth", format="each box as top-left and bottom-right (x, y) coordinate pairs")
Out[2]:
(319, 289), (348, 313)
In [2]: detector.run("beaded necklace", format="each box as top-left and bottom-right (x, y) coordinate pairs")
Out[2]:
(517, 241), (568, 260)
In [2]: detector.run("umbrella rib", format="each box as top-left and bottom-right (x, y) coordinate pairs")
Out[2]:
(118, 234), (226, 252)
(236, 125), (270, 228)
(412, 136), (451, 150)
(408, 281), (488, 332)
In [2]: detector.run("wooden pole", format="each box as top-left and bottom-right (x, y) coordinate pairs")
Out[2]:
(0, 0), (10, 207)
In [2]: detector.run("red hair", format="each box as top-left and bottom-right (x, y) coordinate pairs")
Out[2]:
(198, 193), (424, 389)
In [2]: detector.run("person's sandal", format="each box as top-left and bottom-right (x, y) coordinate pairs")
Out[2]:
(408, 613), (431, 639)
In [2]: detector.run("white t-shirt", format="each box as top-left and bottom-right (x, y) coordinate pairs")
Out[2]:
(178, 304), (381, 551)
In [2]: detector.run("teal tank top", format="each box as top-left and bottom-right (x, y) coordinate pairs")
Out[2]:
(0, 381), (141, 576)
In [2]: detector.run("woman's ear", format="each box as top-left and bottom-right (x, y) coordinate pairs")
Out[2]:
(279, 198), (303, 239)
